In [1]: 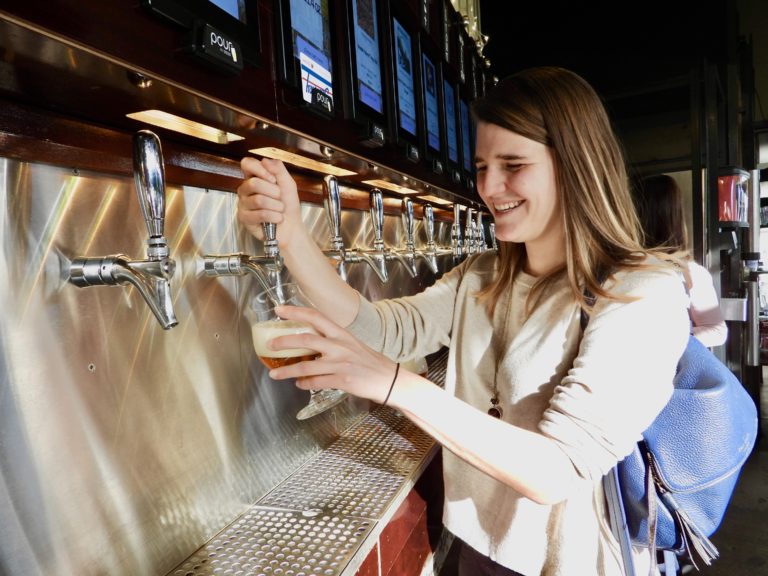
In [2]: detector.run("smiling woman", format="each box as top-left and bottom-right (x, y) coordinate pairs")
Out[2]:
(235, 66), (691, 576)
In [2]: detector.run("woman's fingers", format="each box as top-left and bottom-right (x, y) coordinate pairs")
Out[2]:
(241, 156), (277, 184)
(273, 305), (349, 340)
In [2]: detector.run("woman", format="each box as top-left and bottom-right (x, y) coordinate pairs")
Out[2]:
(236, 67), (690, 575)
(633, 174), (728, 347)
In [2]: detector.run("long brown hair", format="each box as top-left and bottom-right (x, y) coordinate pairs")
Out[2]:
(471, 67), (652, 315)
(632, 174), (690, 254)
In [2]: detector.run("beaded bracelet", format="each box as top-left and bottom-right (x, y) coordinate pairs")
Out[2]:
(382, 363), (400, 406)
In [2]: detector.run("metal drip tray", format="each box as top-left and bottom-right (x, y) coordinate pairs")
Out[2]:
(259, 408), (434, 518)
(170, 350), (448, 576)
(170, 507), (375, 576)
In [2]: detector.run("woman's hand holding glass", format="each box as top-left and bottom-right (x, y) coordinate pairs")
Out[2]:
(265, 304), (401, 408)
(250, 283), (348, 420)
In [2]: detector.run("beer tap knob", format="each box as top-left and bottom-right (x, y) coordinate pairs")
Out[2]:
(475, 211), (485, 252)
(133, 130), (166, 250)
(424, 205), (437, 251)
(464, 207), (476, 255)
(324, 175), (345, 253)
(370, 188), (386, 252)
(322, 174), (348, 281)
(451, 203), (464, 260)
(402, 197), (416, 252)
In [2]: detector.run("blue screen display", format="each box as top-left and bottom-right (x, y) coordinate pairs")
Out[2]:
(422, 53), (440, 152)
(209, 0), (246, 23)
(290, 0), (334, 106)
(460, 99), (472, 172)
(393, 18), (416, 136)
(352, 0), (384, 114)
(444, 80), (458, 163)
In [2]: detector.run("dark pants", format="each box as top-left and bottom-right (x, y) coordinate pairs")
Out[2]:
(457, 539), (527, 576)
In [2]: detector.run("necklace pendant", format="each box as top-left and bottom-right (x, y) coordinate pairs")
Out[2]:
(488, 396), (503, 419)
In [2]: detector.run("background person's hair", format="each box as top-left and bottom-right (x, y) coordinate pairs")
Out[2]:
(632, 174), (690, 254)
(471, 67), (649, 315)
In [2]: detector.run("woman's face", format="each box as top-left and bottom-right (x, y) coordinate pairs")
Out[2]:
(475, 122), (564, 256)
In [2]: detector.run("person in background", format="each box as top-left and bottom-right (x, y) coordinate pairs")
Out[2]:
(633, 174), (728, 347)
(237, 67), (690, 575)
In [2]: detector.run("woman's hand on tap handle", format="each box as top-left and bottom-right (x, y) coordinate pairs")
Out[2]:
(237, 157), (304, 250)
(266, 304), (405, 406)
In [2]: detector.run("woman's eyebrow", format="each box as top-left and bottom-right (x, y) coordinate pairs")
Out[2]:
(474, 153), (527, 163)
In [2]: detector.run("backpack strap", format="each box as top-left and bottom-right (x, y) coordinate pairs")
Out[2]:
(581, 274), (639, 575)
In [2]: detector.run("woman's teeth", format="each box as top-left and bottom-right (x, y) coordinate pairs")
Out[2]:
(495, 200), (523, 213)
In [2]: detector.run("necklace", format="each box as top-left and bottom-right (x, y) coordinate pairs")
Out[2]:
(488, 289), (514, 419)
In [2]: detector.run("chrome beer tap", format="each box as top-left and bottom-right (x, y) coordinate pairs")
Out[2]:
(451, 203), (464, 261)
(320, 175), (391, 283)
(464, 206), (476, 256)
(397, 198), (439, 275)
(68, 130), (178, 329)
(360, 189), (395, 281)
(489, 222), (498, 250)
(475, 210), (487, 252)
(202, 222), (284, 296)
(421, 205), (441, 272)
(321, 174), (350, 281)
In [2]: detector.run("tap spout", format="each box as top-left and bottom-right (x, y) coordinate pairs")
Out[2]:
(69, 254), (178, 329)
(203, 252), (281, 296)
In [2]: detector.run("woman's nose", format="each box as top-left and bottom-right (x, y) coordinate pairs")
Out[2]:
(480, 168), (505, 196)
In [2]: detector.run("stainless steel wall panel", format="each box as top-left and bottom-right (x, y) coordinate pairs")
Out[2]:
(0, 157), (459, 576)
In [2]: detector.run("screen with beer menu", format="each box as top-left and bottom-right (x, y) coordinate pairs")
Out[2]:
(288, 0), (334, 112)
(352, 0), (384, 114)
(208, 0), (246, 21)
(393, 17), (417, 137)
(443, 79), (458, 164)
(460, 98), (472, 172)
(422, 52), (441, 152)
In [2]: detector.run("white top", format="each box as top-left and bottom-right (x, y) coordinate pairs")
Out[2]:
(348, 251), (690, 575)
(686, 261), (728, 347)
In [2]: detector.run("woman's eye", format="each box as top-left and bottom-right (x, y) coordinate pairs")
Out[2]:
(475, 165), (487, 173)
(505, 164), (523, 172)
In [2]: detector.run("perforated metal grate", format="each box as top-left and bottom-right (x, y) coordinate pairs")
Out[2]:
(170, 507), (374, 576)
(169, 349), (448, 576)
(259, 408), (434, 518)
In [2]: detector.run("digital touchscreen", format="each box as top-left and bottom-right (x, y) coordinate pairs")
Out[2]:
(352, 0), (384, 114)
(393, 17), (417, 136)
(422, 52), (440, 152)
(460, 99), (472, 172)
(290, 0), (334, 109)
(444, 80), (458, 163)
(208, 0), (246, 22)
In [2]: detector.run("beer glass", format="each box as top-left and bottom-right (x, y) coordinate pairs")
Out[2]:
(249, 283), (347, 419)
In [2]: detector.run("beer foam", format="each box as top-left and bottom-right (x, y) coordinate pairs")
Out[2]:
(251, 320), (318, 358)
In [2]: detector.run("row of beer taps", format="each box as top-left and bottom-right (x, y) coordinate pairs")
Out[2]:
(67, 131), (496, 330)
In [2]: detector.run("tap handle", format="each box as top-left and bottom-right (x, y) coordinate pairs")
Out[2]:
(133, 130), (166, 240)
(464, 207), (475, 253)
(262, 222), (279, 258)
(489, 223), (498, 250)
(402, 198), (415, 245)
(370, 188), (385, 245)
(323, 175), (344, 251)
(452, 203), (463, 254)
(475, 211), (485, 249)
(424, 205), (436, 246)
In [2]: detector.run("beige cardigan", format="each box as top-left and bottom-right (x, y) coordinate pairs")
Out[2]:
(347, 251), (690, 575)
